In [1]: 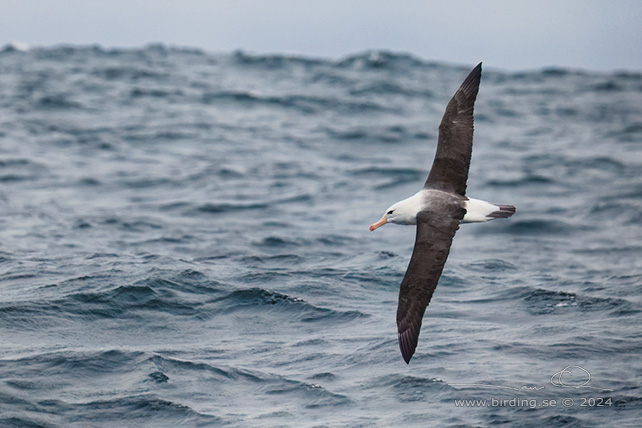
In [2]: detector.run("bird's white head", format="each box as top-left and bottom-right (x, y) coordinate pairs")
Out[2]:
(369, 195), (422, 231)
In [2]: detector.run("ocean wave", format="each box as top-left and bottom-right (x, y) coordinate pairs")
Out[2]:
(0, 158), (35, 168)
(36, 94), (84, 110)
(147, 353), (353, 412)
(0, 158), (48, 184)
(96, 216), (164, 232)
(201, 90), (389, 114)
(516, 287), (636, 316)
(264, 380), (351, 409)
(588, 200), (642, 223)
(334, 50), (433, 71)
(75, 396), (220, 424)
(465, 259), (518, 272)
(606, 123), (642, 142)
(184, 193), (314, 216)
(349, 81), (433, 97)
(254, 236), (304, 248)
(66, 283), (199, 318)
(130, 87), (183, 99)
(0, 173), (37, 183)
(349, 166), (424, 188)
(150, 354), (352, 411)
(375, 374), (451, 402)
(0, 350), (220, 425)
(213, 287), (366, 323)
(0, 270), (225, 325)
(232, 49), (324, 69)
(591, 80), (624, 92)
(327, 125), (432, 143)
(0, 251), (11, 264)
(192, 201), (270, 214)
(29, 43), (204, 59)
(499, 219), (590, 236)
(0, 41), (30, 53)
(94, 66), (170, 82)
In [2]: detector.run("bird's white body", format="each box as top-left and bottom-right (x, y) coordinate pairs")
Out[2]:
(381, 190), (505, 226)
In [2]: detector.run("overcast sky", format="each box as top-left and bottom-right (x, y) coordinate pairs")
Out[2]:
(1, 0), (641, 71)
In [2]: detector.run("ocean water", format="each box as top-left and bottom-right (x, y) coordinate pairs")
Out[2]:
(0, 44), (641, 427)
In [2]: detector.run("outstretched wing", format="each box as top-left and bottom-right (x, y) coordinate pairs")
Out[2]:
(424, 63), (482, 196)
(397, 207), (464, 364)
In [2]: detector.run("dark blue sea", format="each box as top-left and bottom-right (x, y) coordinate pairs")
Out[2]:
(1, 44), (641, 427)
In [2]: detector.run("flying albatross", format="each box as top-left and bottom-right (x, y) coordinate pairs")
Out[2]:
(369, 63), (515, 364)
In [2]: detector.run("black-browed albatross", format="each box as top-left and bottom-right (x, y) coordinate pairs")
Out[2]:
(369, 63), (515, 364)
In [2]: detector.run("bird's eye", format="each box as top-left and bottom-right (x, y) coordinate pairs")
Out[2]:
(387, 210), (394, 215)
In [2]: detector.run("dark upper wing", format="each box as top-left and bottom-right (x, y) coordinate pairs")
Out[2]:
(397, 207), (464, 364)
(424, 63), (482, 196)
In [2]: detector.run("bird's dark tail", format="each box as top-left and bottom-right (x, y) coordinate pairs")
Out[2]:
(488, 204), (516, 219)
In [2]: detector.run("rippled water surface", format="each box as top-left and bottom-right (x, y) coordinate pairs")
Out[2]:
(1, 45), (641, 427)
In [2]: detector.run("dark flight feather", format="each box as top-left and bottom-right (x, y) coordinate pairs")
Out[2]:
(396, 207), (464, 364)
(424, 63), (482, 196)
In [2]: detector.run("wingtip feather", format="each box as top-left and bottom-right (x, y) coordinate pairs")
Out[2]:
(398, 328), (417, 364)
(459, 63), (482, 96)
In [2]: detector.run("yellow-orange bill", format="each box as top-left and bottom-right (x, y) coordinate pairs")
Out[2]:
(369, 215), (387, 231)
